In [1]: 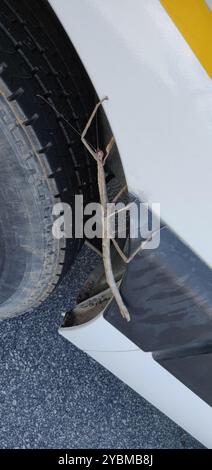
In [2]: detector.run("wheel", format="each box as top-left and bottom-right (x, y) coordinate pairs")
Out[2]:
(0, 0), (98, 319)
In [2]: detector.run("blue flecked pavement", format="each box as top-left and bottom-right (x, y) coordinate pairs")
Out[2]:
(0, 245), (203, 449)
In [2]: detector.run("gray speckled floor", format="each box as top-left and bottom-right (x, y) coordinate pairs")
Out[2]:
(0, 245), (203, 449)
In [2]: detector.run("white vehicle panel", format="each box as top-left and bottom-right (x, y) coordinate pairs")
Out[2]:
(59, 316), (212, 448)
(49, 0), (212, 267)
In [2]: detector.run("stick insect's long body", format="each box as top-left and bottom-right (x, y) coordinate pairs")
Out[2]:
(80, 96), (163, 321)
(80, 96), (131, 321)
(40, 95), (162, 322)
(97, 160), (130, 322)
(39, 94), (130, 321)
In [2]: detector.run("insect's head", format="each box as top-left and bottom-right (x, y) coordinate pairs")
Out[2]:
(97, 149), (104, 162)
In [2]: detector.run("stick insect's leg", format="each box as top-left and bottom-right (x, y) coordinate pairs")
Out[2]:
(106, 184), (130, 239)
(109, 201), (134, 220)
(111, 238), (129, 264)
(111, 184), (128, 204)
(112, 235), (149, 264)
(104, 135), (115, 163)
(81, 96), (108, 161)
(107, 199), (133, 246)
(112, 225), (166, 264)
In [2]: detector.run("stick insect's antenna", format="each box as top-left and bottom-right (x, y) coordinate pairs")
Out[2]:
(95, 108), (99, 151)
(37, 94), (97, 153)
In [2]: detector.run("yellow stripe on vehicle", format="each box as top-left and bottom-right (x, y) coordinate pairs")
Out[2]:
(160, 0), (212, 78)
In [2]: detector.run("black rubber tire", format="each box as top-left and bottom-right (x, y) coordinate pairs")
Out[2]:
(0, 0), (98, 319)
